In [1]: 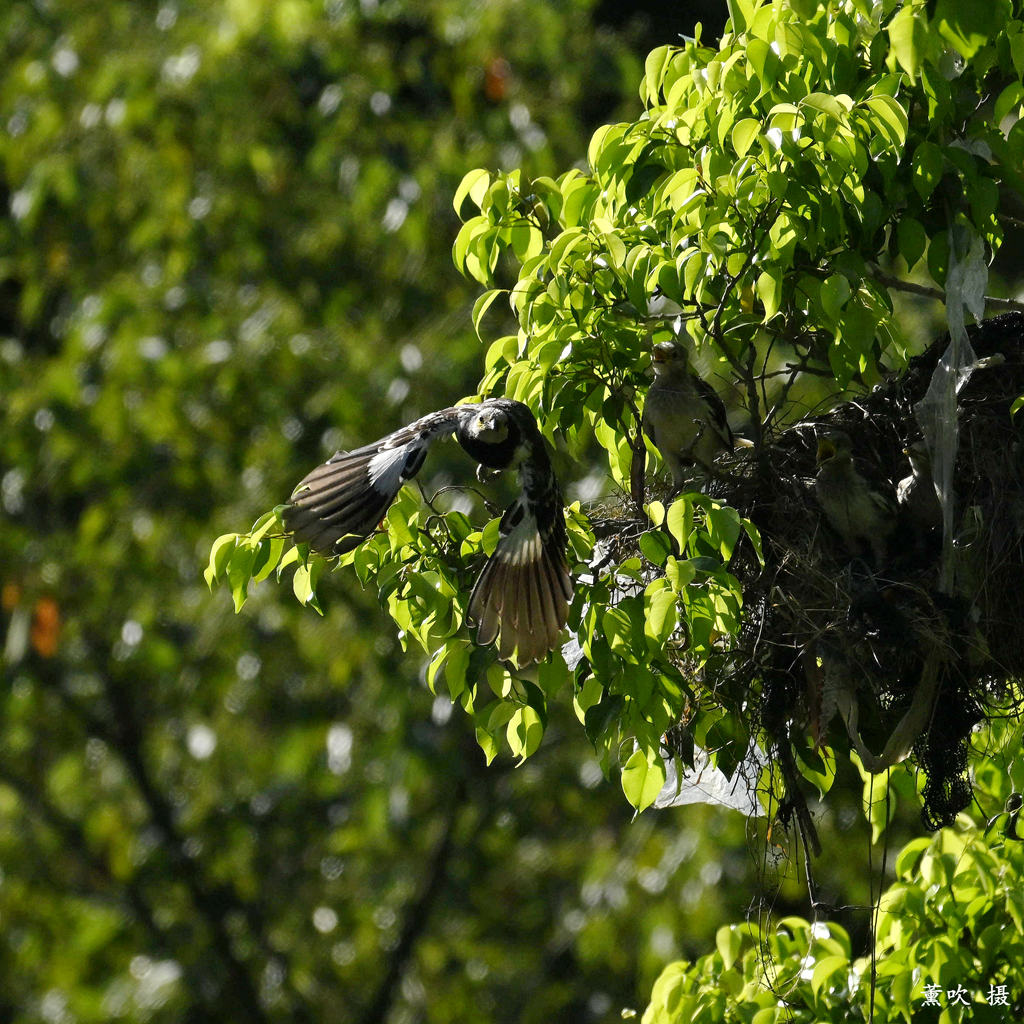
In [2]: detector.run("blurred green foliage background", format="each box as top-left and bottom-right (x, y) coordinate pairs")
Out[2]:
(0, 1), (940, 1020)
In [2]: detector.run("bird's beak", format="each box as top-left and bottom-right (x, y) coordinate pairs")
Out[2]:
(651, 348), (668, 365)
(474, 412), (507, 440)
(816, 438), (836, 464)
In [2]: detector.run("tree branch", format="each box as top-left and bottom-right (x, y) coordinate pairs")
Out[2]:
(37, 649), (278, 1023)
(871, 269), (1024, 313)
(357, 775), (467, 1024)
(0, 762), (210, 1015)
(107, 687), (274, 1024)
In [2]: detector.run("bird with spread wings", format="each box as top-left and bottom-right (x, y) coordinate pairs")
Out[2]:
(282, 398), (572, 667)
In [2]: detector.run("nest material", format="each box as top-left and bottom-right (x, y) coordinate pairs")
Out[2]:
(640, 313), (1024, 832)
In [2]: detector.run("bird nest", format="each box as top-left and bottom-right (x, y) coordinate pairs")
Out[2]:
(628, 312), (1024, 832)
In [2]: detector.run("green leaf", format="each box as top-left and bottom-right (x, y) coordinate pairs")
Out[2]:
(587, 122), (628, 176)
(731, 118), (761, 158)
(927, 230), (950, 287)
(602, 604), (640, 657)
(509, 222), (544, 262)
(746, 39), (783, 96)
(536, 653), (569, 699)
(820, 273), (851, 324)
(549, 226), (589, 267)
(643, 45), (674, 105)
(715, 925), (743, 970)
(887, 4), (929, 81)
(252, 536), (286, 583)
(644, 584), (678, 647)
(802, 92), (851, 122)
(933, 0), (1001, 58)
(486, 662), (513, 699)
(205, 533), (238, 588)
(472, 288), (506, 340)
(664, 556), (696, 593)
(994, 81), (1024, 125)
(452, 168), (491, 216)
(742, 520), (764, 566)
(558, 173), (597, 227)
(862, 95), (908, 151)
(507, 705), (544, 761)
(755, 266), (782, 321)
(226, 544), (257, 612)
(795, 743), (836, 799)
(810, 954), (849, 997)
(485, 699), (516, 735)
(291, 560), (323, 614)
(639, 529), (674, 568)
(276, 543), (302, 579)
(897, 217), (927, 270)
(621, 749), (666, 812)
(479, 516), (502, 557)
(665, 496), (692, 550)
(429, 641), (471, 701)
(474, 725), (499, 766)
(646, 500), (667, 527)
(727, 0), (759, 34)
(573, 676), (604, 726)
(704, 503), (742, 560)
(248, 510), (281, 543)
(426, 645), (448, 694)
(452, 214), (489, 275)
(912, 142), (944, 202)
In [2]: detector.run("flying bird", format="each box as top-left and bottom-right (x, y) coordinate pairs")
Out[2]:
(642, 341), (734, 489)
(814, 428), (897, 567)
(282, 399), (572, 666)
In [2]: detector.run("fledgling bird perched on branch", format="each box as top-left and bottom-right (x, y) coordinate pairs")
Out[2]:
(282, 398), (572, 667)
(814, 427), (897, 567)
(641, 340), (734, 490)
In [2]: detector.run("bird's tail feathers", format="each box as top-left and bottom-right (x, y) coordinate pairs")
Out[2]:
(467, 507), (571, 668)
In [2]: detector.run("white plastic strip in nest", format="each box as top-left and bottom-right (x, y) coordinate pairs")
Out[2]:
(913, 223), (986, 592)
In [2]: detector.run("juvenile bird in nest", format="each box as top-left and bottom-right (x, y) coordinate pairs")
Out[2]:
(642, 340), (734, 489)
(897, 440), (943, 534)
(283, 399), (572, 667)
(814, 427), (897, 567)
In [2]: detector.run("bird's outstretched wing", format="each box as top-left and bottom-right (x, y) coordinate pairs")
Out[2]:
(283, 407), (468, 553)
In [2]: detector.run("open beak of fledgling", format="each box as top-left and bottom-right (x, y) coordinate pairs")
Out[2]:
(816, 438), (837, 465)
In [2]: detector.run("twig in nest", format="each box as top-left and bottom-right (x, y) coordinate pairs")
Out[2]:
(773, 738), (822, 858)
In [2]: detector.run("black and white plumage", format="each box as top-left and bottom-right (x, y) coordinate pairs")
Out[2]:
(642, 341), (734, 488)
(283, 399), (572, 667)
(814, 428), (897, 567)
